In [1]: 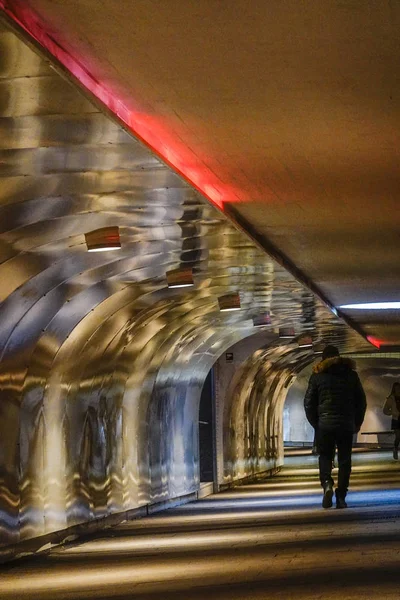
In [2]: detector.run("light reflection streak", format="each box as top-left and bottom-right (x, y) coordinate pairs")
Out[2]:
(2, 536), (400, 600)
(53, 513), (400, 556)
(1, 451), (399, 599)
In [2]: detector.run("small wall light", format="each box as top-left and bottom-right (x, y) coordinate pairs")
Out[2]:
(166, 267), (194, 288)
(279, 326), (295, 339)
(298, 335), (313, 348)
(85, 226), (121, 252)
(253, 312), (271, 327)
(218, 293), (241, 312)
(313, 341), (324, 354)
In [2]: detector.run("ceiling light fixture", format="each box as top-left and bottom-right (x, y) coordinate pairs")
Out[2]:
(339, 302), (400, 310)
(218, 293), (241, 312)
(313, 341), (324, 354)
(166, 267), (194, 288)
(85, 226), (121, 252)
(252, 312), (271, 327)
(298, 335), (313, 348)
(279, 327), (295, 339)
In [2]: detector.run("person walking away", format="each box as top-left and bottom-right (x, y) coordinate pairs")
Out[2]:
(304, 345), (367, 509)
(383, 382), (400, 460)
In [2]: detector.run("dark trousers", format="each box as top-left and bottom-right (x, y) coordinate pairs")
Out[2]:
(317, 428), (353, 496)
(394, 428), (400, 449)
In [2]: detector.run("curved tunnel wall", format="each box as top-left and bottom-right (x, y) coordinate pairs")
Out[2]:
(220, 344), (313, 483)
(0, 21), (371, 548)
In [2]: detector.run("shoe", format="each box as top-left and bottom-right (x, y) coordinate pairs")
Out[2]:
(322, 481), (334, 508)
(335, 490), (348, 509)
(393, 448), (398, 460)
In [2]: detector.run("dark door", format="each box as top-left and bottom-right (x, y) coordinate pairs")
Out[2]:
(199, 368), (215, 482)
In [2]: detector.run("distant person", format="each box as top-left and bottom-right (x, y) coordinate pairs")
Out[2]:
(383, 382), (400, 460)
(304, 345), (366, 509)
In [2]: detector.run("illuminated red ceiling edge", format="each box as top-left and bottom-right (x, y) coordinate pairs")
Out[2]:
(0, 3), (383, 348)
(0, 0), (233, 211)
(366, 336), (381, 349)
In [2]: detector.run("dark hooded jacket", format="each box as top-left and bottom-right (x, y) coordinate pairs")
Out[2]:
(304, 356), (366, 432)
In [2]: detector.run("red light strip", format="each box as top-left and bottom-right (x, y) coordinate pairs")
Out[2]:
(0, 0), (242, 211)
(366, 336), (382, 349)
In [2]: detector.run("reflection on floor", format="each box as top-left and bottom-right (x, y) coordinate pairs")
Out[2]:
(0, 450), (399, 599)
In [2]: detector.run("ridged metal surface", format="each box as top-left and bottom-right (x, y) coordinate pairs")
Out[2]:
(0, 21), (370, 547)
(221, 345), (321, 482)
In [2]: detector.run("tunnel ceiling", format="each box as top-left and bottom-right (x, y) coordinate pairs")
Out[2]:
(1, 0), (399, 349)
(0, 14), (373, 379)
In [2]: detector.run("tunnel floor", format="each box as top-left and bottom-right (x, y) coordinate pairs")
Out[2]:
(1, 449), (399, 599)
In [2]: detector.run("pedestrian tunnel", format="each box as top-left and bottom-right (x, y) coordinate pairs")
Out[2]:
(0, 17), (398, 563)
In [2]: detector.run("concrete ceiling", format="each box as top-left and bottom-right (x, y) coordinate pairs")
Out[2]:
(1, 0), (400, 346)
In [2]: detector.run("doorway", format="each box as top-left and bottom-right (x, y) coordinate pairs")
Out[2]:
(199, 368), (215, 482)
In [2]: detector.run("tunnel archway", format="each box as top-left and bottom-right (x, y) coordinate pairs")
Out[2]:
(0, 20), (371, 550)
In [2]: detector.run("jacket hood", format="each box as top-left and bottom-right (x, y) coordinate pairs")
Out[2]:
(313, 356), (356, 374)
